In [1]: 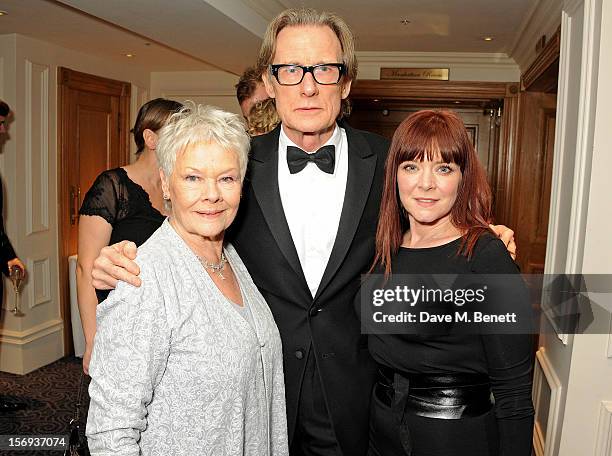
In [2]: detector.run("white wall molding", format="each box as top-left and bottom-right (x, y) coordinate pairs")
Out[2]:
(533, 348), (563, 456)
(0, 318), (63, 345)
(595, 401), (612, 455)
(544, 0), (599, 345)
(544, 9), (573, 283)
(541, 0), (602, 339)
(27, 256), (51, 309)
(0, 319), (64, 374)
(24, 59), (50, 235)
(565, 0), (602, 274)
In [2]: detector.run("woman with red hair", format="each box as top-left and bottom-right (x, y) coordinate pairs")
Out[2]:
(364, 110), (534, 455)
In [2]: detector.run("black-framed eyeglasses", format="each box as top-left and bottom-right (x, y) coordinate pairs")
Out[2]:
(269, 63), (346, 86)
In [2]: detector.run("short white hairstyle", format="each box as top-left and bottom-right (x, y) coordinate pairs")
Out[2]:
(156, 102), (250, 180)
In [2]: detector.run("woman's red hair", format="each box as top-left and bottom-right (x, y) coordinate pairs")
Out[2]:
(372, 109), (493, 277)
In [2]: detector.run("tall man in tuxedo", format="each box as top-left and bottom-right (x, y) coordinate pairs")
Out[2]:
(91, 8), (515, 455)
(234, 9), (388, 456)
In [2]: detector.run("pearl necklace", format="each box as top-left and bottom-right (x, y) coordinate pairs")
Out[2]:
(197, 252), (228, 280)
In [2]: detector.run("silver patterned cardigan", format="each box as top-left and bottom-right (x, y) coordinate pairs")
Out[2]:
(86, 219), (289, 456)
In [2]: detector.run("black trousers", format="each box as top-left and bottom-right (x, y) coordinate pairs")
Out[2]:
(368, 385), (499, 456)
(291, 347), (341, 456)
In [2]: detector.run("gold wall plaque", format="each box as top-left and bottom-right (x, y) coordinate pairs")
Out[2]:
(380, 68), (450, 81)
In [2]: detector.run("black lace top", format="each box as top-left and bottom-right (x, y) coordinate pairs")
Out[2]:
(79, 167), (165, 302)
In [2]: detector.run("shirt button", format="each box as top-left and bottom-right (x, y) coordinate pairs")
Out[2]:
(295, 349), (305, 360)
(309, 307), (322, 317)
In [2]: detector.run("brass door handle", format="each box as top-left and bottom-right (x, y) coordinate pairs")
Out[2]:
(70, 185), (81, 225)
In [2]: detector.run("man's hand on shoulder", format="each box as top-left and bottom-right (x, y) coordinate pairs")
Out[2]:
(91, 240), (142, 290)
(489, 224), (517, 260)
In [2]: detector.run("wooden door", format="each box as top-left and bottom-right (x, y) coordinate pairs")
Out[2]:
(508, 92), (557, 274)
(58, 68), (131, 354)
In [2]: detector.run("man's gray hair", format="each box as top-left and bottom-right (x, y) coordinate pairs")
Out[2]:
(156, 102), (250, 180)
(257, 8), (357, 81)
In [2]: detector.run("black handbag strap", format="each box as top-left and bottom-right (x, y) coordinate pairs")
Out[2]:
(72, 371), (85, 424)
(65, 372), (87, 455)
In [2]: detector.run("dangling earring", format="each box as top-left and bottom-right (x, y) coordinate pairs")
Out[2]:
(163, 193), (170, 200)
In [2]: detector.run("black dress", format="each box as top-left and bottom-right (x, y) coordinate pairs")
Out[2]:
(365, 233), (534, 456)
(79, 168), (165, 302)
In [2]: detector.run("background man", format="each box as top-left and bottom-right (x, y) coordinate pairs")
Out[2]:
(235, 65), (270, 118)
(0, 100), (27, 413)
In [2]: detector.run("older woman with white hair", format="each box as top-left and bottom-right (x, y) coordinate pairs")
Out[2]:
(86, 103), (289, 456)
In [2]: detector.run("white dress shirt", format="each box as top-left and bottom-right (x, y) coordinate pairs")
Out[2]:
(278, 124), (348, 297)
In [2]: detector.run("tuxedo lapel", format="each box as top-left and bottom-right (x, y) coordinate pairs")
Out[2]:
(249, 127), (308, 286)
(315, 126), (377, 301)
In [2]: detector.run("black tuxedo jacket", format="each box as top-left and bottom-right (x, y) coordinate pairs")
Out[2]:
(0, 174), (18, 303)
(230, 123), (390, 456)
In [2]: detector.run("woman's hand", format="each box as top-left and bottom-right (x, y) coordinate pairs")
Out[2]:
(489, 224), (517, 260)
(91, 240), (142, 290)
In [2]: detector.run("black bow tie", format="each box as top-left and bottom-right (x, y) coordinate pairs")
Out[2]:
(287, 145), (336, 174)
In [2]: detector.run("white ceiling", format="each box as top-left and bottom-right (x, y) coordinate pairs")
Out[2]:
(0, 0), (535, 75)
(292, 0), (535, 53)
(0, 0), (217, 71)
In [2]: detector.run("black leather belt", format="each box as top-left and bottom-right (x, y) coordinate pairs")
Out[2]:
(375, 366), (493, 419)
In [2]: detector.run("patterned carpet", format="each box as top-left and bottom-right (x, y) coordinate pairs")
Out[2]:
(1, 357), (536, 455)
(0, 356), (90, 455)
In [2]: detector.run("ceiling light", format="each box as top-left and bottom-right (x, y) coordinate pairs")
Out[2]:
(483, 36), (494, 41)
(401, 19), (411, 25)
(0, 11), (8, 16)
(125, 53), (135, 58)
(373, 99), (379, 102)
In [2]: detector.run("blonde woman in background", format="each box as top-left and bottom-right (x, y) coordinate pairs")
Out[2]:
(247, 98), (280, 136)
